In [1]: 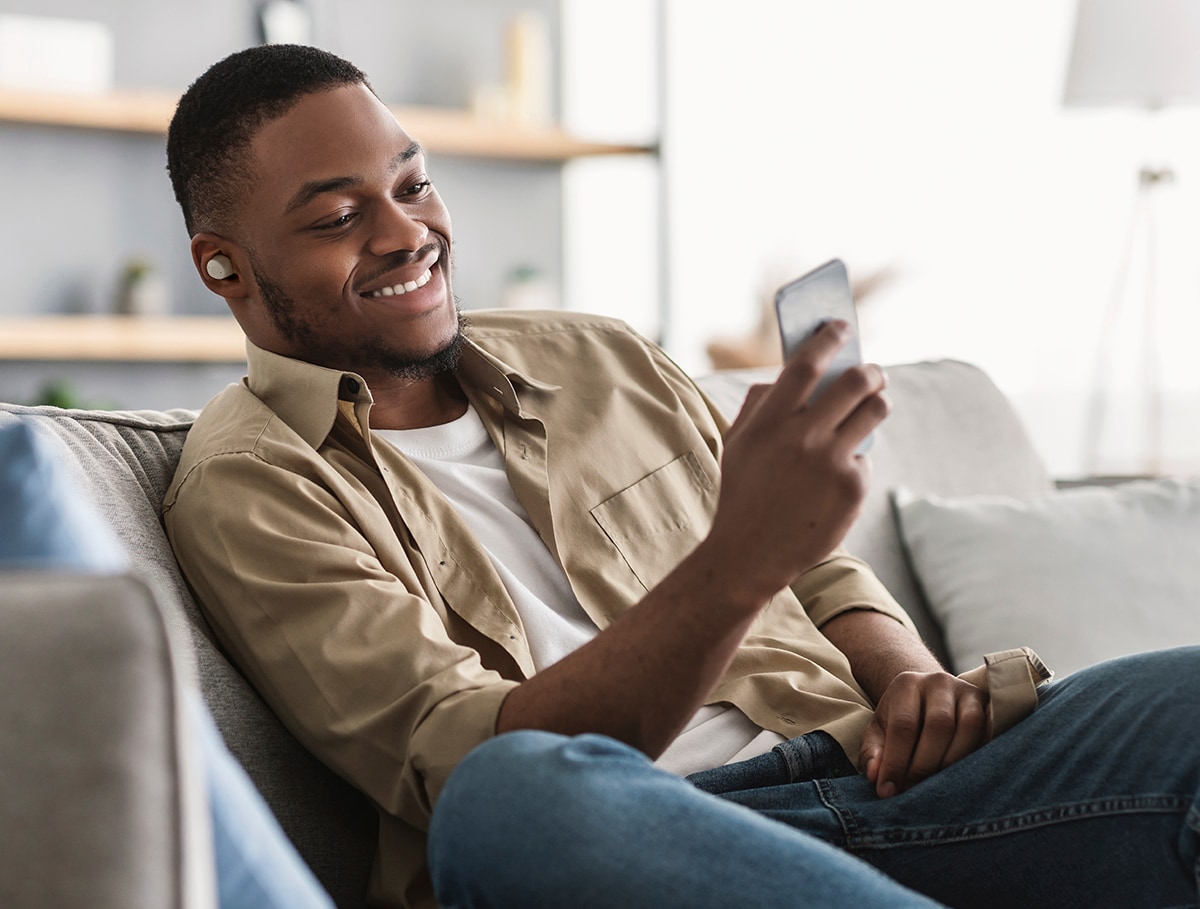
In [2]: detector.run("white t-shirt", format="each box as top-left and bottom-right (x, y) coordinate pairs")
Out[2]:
(376, 406), (783, 775)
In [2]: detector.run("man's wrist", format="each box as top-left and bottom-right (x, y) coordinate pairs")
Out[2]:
(820, 609), (942, 703)
(675, 534), (776, 619)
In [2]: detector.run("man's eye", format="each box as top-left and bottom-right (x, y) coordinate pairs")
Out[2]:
(315, 212), (356, 231)
(403, 181), (432, 197)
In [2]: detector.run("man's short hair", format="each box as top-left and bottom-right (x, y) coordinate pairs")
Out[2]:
(166, 44), (371, 237)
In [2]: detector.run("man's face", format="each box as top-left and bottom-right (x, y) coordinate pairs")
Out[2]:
(231, 83), (459, 380)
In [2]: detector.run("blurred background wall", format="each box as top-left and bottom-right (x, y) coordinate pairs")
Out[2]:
(0, 0), (567, 320)
(2, 0), (1198, 476)
(660, 1), (1200, 477)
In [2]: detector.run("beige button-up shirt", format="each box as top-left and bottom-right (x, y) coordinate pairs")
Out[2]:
(163, 310), (914, 908)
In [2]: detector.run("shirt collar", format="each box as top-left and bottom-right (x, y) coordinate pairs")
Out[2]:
(454, 337), (559, 420)
(244, 336), (560, 449)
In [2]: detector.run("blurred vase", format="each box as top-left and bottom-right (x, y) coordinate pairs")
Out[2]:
(116, 263), (169, 316)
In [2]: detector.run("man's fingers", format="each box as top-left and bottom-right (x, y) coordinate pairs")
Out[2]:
(834, 386), (890, 457)
(807, 362), (889, 450)
(904, 688), (958, 785)
(942, 688), (991, 768)
(729, 383), (773, 430)
(769, 320), (852, 412)
(739, 322), (889, 456)
(874, 682), (922, 799)
(859, 724), (884, 783)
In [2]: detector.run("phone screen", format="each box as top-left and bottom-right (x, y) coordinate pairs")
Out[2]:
(774, 258), (873, 452)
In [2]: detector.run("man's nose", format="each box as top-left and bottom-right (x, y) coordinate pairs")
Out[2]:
(366, 200), (429, 257)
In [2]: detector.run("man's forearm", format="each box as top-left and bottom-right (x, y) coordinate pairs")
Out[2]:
(820, 609), (942, 704)
(496, 538), (765, 759)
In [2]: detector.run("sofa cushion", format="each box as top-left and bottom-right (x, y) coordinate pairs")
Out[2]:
(893, 478), (1200, 676)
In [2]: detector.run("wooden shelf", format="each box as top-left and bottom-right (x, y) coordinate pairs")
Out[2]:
(0, 88), (655, 162)
(0, 316), (246, 363)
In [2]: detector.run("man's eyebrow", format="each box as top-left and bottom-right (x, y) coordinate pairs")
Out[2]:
(284, 142), (423, 215)
(284, 175), (361, 215)
(394, 141), (422, 168)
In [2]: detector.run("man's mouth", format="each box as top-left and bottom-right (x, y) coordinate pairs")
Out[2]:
(368, 268), (433, 298)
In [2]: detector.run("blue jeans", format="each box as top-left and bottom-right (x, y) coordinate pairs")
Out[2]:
(187, 693), (334, 909)
(428, 647), (1200, 908)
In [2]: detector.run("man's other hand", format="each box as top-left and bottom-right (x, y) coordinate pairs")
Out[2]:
(859, 670), (991, 798)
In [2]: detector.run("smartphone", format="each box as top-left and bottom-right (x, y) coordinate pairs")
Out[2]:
(774, 258), (873, 453)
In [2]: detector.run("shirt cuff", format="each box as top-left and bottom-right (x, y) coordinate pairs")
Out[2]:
(957, 647), (1054, 736)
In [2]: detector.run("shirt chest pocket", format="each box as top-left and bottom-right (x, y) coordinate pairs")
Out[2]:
(589, 450), (718, 592)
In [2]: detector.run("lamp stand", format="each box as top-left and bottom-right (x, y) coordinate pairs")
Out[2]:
(1081, 164), (1173, 476)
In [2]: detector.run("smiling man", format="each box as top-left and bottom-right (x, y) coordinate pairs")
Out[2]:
(163, 44), (1200, 909)
(174, 66), (466, 431)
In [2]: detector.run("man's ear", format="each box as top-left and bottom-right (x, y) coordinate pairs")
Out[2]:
(191, 233), (249, 301)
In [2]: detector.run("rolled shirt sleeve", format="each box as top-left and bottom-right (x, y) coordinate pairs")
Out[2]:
(791, 547), (918, 633)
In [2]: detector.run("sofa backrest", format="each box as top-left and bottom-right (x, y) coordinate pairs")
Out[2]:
(0, 403), (376, 909)
(695, 359), (1053, 661)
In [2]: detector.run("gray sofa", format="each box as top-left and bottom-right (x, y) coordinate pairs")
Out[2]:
(0, 358), (1052, 908)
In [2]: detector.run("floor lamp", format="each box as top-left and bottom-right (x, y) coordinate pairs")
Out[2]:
(1065, 0), (1200, 476)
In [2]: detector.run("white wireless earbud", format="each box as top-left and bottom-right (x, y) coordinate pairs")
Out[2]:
(206, 255), (234, 280)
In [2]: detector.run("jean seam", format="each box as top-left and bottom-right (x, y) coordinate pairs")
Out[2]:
(815, 777), (860, 843)
(837, 794), (1190, 851)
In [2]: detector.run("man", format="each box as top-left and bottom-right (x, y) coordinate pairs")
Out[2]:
(163, 44), (1200, 909)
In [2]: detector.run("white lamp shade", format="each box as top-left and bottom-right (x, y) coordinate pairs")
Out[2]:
(1065, 0), (1200, 108)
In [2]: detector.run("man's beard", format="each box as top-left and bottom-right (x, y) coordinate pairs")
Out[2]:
(254, 267), (467, 381)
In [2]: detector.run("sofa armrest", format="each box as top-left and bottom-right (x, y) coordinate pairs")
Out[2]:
(0, 572), (214, 909)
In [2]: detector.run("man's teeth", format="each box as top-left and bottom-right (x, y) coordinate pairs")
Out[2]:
(370, 269), (433, 297)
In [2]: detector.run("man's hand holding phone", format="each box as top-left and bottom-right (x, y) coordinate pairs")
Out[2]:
(707, 317), (890, 606)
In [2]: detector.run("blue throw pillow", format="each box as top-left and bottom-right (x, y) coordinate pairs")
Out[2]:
(0, 421), (128, 571)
